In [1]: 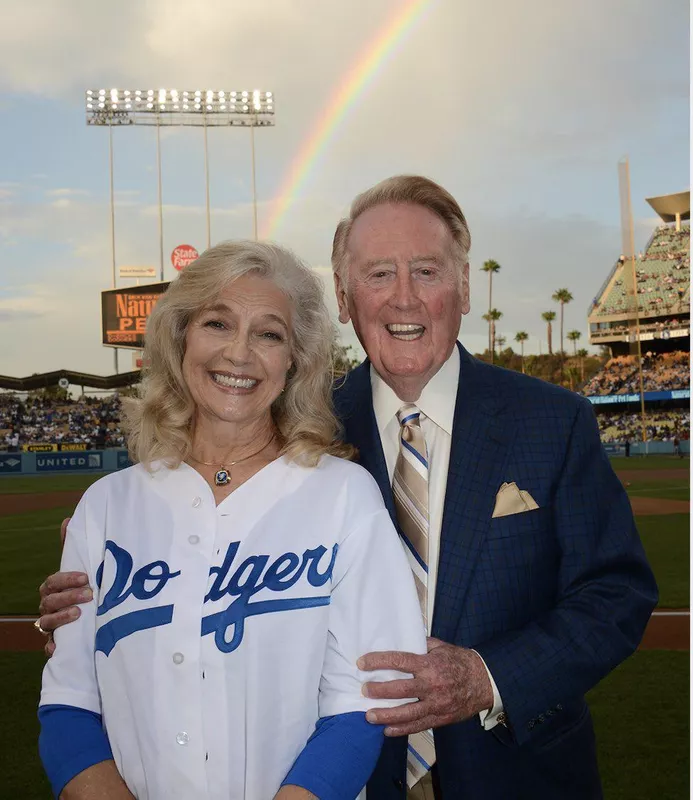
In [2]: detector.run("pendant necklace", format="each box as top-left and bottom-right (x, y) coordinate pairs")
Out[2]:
(190, 432), (276, 487)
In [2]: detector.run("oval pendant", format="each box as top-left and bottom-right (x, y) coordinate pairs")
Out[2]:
(214, 468), (230, 486)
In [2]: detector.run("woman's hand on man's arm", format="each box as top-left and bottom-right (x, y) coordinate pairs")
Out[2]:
(60, 761), (135, 800)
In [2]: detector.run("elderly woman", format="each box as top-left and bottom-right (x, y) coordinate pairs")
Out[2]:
(39, 241), (425, 800)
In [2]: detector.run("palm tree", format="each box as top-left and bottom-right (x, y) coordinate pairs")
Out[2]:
(542, 311), (556, 355)
(480, 260), (501, 359)
(567, 330), (582, 356)
(482, 308), (503, 361)
(514, 331), (529, 373)
(576, 348), (589, 383)
(552, 288), (574, 374)
(566, 366), (580, 392)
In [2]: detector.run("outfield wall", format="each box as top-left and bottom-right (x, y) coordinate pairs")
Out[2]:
(0, 449), (131, 475)
(0, 444), (688, 476)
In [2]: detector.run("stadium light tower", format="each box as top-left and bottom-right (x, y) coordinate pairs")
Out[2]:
(86, 88), (274, 374)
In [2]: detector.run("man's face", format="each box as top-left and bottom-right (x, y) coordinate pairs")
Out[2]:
(335, 203), (469, 395)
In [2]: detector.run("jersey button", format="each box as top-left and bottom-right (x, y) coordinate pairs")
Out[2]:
(188, 535), (200, 545)
(176, 732), (189, 746)
(192, 497), (202, 508)
(172, 652), (184, 665)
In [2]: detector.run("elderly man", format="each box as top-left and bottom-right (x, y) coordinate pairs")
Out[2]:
(39, 176), (657, 800)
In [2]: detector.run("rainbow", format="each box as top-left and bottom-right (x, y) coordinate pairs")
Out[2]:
(262, 0), (435, 239)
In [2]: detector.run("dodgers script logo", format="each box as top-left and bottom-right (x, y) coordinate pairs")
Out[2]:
(94, 539), (338, 656)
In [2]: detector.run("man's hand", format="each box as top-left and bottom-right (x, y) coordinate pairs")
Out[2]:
(359, 637), (494, 736)
(37, 517), (91, 657)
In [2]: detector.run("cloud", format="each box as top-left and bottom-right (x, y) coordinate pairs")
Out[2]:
(0, 0), (687, 374)
(0, 287), (53, 320)
(45, 188), (90, 198)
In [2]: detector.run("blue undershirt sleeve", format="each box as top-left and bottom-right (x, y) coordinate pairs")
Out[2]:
(281, 712), (385, 799)
(38, 704), (114, 799)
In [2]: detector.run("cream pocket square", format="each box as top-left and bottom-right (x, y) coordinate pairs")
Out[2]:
(492, 482), (539, 519)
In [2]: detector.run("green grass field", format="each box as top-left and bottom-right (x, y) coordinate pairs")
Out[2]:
(611, 455), (689, 471)
(0, 473), (108, 495)
(637, 514), (690, 608)
(1, 460), (687, 613)
(0, 464), (688, 797)
(1, 649), (686, 799)
(0, 507), (69, 613)
(588, 650), (689, 799)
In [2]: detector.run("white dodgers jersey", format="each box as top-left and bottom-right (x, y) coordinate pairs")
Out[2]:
(41, 455), (426, 799)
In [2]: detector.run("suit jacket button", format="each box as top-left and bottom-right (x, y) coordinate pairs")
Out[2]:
(393, 778), (405, 790)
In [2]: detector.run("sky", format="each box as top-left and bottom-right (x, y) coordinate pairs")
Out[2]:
(0, 0), (689, 378)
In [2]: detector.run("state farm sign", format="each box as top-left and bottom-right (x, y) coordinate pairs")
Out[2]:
(171, 244), (199, 271)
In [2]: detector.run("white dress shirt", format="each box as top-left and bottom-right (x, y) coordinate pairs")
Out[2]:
(371, 346), (504, 729)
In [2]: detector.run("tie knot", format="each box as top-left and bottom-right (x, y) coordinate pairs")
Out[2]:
(397, 404), (421, 427)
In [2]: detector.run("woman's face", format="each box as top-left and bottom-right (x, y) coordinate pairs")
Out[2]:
(182, 274), (293, 430)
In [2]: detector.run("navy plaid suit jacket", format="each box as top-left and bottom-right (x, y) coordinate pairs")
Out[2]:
(333, 342), (658, 800)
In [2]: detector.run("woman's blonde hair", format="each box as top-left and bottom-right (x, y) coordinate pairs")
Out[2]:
(123, 240), (354, 469)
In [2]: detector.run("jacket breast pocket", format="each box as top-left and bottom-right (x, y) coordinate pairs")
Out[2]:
(488, 505), (552, 540)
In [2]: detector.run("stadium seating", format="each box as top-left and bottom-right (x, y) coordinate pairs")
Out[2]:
(596, 409), (690, 444)
(0, 394), (125, 450)
(592, 224), (690, 318)
(582, 351), (689, 396)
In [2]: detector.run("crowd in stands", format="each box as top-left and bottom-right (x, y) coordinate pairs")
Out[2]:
(582, 351), (689, 397)
(642, 226), (690, 263)
(596, 409), (690, 444)
(591, 223), (690, 317)
(1, 394), (125, 451)
(591, 316), (687, 340)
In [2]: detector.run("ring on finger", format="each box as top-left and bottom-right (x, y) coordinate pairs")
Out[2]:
(34, 618), (51, 636)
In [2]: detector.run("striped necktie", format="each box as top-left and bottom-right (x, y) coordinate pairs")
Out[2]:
(392, 404), (436, 787)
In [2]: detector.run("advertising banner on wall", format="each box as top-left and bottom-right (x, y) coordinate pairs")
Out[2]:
(0, 454), (22, 473)
(101, 282), (170, 350)
(588, 389), (690, 405)
(36, 452), (103, 472)
(119, 266), (157, 279)
(117, 450), (133, 470)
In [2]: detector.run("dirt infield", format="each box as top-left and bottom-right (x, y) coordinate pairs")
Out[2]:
(3, 487), (687, 519)
(617, 469), (688, 483)
(0, 490), (83, 517)
(1, 612), (687, 652)
(628, 496), (690, 515)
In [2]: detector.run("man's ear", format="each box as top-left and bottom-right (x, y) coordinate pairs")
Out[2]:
(334, 270), (351, 324)
(460, 262), (470, 315)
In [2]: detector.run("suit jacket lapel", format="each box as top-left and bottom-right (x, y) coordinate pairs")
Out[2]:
(335, 361), (396, 521)
(432, 343), (513, 643)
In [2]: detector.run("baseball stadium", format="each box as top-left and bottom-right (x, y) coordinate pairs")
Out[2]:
(0, 1), (689, 794)
(0, 189), (689, 797)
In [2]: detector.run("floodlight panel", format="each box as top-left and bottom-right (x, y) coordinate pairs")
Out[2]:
(85, 89), (275, 123)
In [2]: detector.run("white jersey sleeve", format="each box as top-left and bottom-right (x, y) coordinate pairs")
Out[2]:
(318, 475), (427, 718)
(40, 491), (102, 714)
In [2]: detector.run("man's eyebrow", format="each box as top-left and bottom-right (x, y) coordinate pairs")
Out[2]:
(409, 254), (444, 266)
(363, 258), (396, 270)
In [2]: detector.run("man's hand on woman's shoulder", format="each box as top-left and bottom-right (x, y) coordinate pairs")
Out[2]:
(37, 517), (92, 657)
